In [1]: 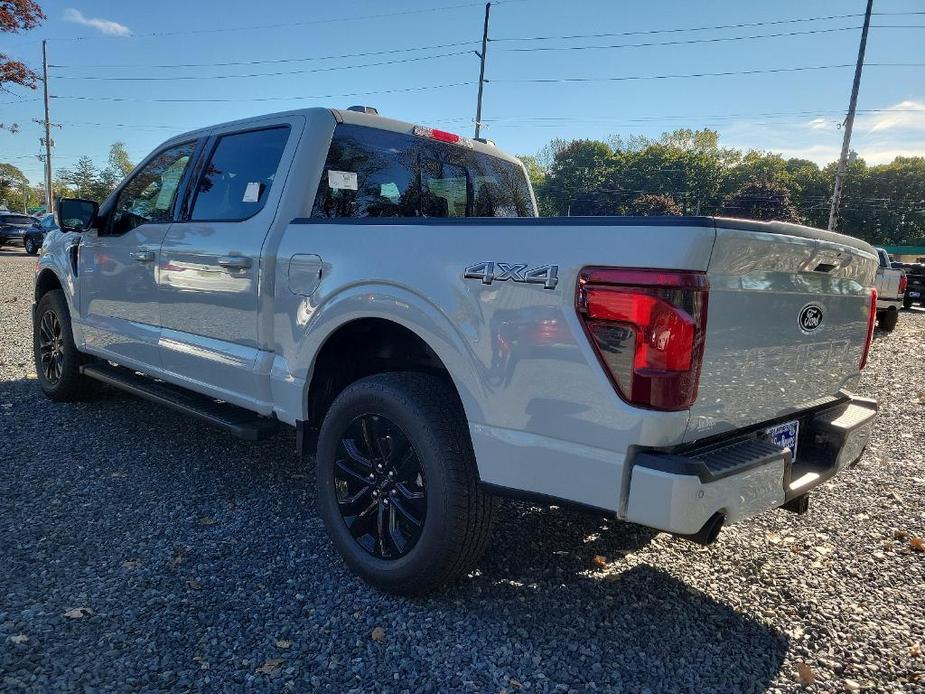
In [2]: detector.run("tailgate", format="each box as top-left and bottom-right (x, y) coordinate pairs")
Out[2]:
(685, 219), (878, 442)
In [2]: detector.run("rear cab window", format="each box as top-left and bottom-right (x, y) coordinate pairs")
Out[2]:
(311, 124), (535, 219)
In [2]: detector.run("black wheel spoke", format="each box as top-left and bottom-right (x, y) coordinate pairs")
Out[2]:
(333, 413), (426, 560)
(391, 495), (424, 528)
(334, 456), (373, 486)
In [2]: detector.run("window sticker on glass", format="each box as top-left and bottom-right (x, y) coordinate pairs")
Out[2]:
(380, 182), (400, 200)
(328, 170), (358, 191)
(242, 181), (262, 203)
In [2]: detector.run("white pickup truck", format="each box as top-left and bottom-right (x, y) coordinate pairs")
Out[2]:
(34, 107), (878, 594)
(873, 247), (906, 332)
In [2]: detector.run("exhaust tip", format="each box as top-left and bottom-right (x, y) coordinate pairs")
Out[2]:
(676, 512), (725, 546)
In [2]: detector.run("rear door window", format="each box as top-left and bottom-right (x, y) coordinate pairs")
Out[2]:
(191, 126), (290, 222)
(311, 124), (534, 218)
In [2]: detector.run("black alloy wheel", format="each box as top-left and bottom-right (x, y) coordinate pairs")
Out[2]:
(38, 309), (65, 385)
(334, 413), (427, 559)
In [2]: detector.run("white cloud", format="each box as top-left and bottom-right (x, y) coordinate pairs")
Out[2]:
(63, 8), (131, 36)
(858, 100), (925, 133)
(806, 117), (835, 131)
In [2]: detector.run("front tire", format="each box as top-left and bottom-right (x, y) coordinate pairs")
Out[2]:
(33, 290), (100, 401)
(315, 373), (494, 595)
(878, 309), (899, 332)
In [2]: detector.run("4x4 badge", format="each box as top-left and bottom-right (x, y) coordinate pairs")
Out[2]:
(464, 262), (559, 290)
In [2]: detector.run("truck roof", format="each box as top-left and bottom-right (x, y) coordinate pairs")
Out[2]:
(161, 106), (523, 167)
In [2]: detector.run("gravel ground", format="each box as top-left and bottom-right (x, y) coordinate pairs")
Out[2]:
(1, 250), (923, 692)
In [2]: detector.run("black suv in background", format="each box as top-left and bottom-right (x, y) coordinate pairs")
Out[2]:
(0, 212), (37, 251)
(893, 261), (925, 308)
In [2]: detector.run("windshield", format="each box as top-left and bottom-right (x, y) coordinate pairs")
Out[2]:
(311, 124), (535, 219)
(1, 215), (34, 226)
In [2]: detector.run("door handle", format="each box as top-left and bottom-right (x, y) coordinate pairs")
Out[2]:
(217, 256), (253, 270)
(130, 250), (155, 263)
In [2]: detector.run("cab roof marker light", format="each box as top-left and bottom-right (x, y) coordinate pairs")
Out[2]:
(412, 125), (474, 149)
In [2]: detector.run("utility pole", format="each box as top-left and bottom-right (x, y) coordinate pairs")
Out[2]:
(42, 40), (54, 215)
(473, 2), (491, 140)
(828, 0), (873, 231)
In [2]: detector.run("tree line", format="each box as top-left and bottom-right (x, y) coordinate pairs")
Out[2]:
(519, 129), (925, 246)
(0, 142), (135, 213)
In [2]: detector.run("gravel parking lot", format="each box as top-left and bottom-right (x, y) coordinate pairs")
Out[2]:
(1, 250), (923, 692)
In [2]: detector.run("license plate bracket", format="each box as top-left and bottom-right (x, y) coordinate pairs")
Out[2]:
(764, 420), (799, 461)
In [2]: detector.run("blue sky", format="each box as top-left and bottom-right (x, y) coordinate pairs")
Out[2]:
(1, 0), (923, 185)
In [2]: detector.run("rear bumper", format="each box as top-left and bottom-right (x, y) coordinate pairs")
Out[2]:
(623, 395), (877, 536)
(877, 298), (902, 310)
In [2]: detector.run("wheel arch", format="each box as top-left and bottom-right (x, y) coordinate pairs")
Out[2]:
(305, 316), (472, 434)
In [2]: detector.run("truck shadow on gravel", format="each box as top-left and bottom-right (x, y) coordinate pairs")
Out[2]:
(1, 378), (788, 691)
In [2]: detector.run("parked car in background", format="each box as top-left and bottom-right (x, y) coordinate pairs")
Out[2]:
(23, 215), (58, 255)
(0, 212), (38, 250)
(873, 248), (905, 331)
(893, 261), (925, 309)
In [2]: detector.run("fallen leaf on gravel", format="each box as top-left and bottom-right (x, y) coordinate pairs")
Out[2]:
(110, 471), (127, 478)
(193, 655), (209, 670)
(795, 662), (815, 685)
(274, 639), (292, 649)
(371, 626), (385, 642)
(63, 607), (93, 619)
(894, 529), (908, 541)
(169, 549), (187, 566)
(592, 555), (608, 568)
(9, 634), (28, 644)
(122, 559), (141, 569)
(198, 516), (218, 526)
(508, 678), (523, 690)
(843, 679), (861, 691)
(910, 537), (924, 552)
(766, 532), (782, 544)
(911, 643), (922, 657)
(186, 579), (201, 590)
(917, 391), (925, 405)
(255, 658), (283, 676)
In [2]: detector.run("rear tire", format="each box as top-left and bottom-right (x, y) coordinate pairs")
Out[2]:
(878, 309), (899, 332)
(904, 297), (914, 310)
(315, 372), (495, 595)
(24, 237), (38, 255)
(33, 290), (100, 401)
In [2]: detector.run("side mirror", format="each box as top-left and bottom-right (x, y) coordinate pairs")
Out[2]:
(56, 198), (99, 232)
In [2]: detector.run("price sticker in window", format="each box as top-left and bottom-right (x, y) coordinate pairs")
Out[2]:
(242, 181), (262, 203)
(328, 170), (358, 191)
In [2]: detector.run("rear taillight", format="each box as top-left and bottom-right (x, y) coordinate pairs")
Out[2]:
(860, 288), (877, 370)
(899, 273), (908, 296)
(577, 267), (709, 411)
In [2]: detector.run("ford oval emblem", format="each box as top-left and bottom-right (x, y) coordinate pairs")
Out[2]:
(799, 303), (824, 332)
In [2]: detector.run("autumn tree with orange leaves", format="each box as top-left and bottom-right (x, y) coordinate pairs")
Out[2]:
(1, 0), (45, 92)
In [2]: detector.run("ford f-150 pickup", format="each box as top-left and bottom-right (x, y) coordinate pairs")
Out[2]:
(33, 107), (879, 594)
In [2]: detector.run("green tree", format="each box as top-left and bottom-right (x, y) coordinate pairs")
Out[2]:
(0, 161), (29, 210)
(57, 156), (101, 200)
(627, 193), (683, 216)
(544, 139), (618, 215)
(721, 179), (802, 223)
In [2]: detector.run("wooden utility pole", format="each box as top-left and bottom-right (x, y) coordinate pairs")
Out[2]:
(474, 2), (491, 139)
(828, 0), (874, 231)
(42, 40), (53, 214)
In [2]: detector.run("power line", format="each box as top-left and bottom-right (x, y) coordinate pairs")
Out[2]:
(49, 50), (474, 82)
(499, 26), (863, 53)
(491, 63), (924, 86)
(49, 0), (528, 41)
(48, 41), (480, 70)
(491, 10), (925, 43)
(50, 81), (475, 103)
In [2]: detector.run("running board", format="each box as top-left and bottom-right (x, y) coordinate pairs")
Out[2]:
(80, 363), (279, 441)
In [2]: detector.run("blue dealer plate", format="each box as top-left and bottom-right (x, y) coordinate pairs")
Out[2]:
(765, 420), (799, 461)
(909, 291), (921, 298)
